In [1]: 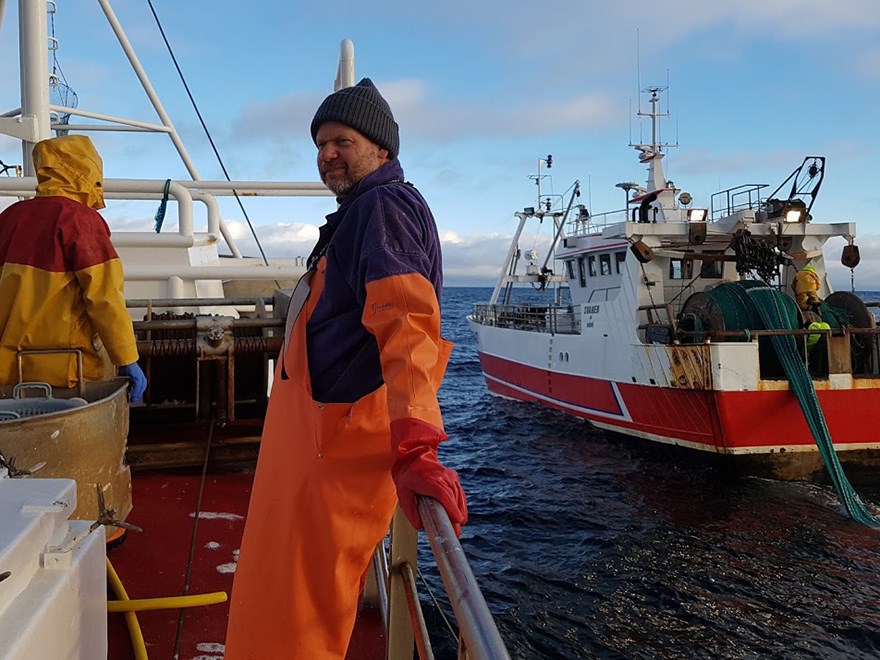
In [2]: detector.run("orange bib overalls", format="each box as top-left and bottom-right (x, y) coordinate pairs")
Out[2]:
(225, 257), (399, 659)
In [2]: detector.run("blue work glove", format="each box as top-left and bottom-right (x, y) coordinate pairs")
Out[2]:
(118, 362), (147, 403)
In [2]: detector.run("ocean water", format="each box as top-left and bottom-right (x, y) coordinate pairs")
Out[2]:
(423, 286), (880, 659)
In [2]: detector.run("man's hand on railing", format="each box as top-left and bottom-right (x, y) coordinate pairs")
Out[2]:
(391, 418), (468, 536)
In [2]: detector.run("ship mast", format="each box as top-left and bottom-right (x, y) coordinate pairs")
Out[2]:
(631, 86), (674, 194)
(626, 86), (680, 222)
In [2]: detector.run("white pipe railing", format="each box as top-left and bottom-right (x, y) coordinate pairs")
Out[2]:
(0, 177), (195, 236)
(123, 264), (306, 281)
(48, 104), (172, 133)
(178, 180), (332, 196)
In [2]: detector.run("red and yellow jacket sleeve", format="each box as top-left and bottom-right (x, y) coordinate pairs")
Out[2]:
(74, 258), (138, 366)
(361, 272), (450, 429)
(63, 206), (138, 367)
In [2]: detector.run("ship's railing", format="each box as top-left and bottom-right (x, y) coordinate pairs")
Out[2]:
(0, 176), (321, 281)
(567, 208), (628, 236)
(710, 183), (767, 220)
(675, 326), (880, 379)
(376, 498), (510, 660)
(472, 303), (580, 335)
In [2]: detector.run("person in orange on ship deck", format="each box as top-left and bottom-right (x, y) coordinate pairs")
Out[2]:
(225, 78), (468, 659)
(0, 135), (146, 402)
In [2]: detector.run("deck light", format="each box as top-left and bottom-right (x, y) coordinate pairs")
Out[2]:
(783, 199), (808, 223)
(765, 198), (809, 223)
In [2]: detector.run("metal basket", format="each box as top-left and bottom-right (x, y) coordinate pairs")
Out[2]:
(0, 382), (87, 421)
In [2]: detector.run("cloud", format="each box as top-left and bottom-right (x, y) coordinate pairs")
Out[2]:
(856, 48), (880, 79)
(230, 78), (618, 148)
(219, 219), (319, 258)
(231, 92), (322, 142)
(826, 234), (880, 292)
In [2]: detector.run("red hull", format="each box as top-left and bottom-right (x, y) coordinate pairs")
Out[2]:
(479, 352), (879, 453)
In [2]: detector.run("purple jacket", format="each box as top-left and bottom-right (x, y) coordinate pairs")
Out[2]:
(306, 159), (443, 403)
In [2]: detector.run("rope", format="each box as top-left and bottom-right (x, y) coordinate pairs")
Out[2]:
(713, 283), (880, 528)
(145, 0), (271, 267)
(154, 178), (171, 233)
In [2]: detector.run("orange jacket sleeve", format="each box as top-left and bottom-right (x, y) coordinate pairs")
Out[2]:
(361, 272), (451, 429)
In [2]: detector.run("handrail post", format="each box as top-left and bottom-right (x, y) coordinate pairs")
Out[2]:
(386, 508), (417, 660)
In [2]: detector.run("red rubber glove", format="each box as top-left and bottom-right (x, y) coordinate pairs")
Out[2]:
(391, 418), (468, 536)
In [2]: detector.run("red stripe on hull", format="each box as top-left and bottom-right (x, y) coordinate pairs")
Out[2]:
(480, 352), (880, 452)
(480, 353), (621, 416)
(615, 382), (720, 446)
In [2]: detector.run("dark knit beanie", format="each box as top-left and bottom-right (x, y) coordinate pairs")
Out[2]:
(310, 78), (399, 159)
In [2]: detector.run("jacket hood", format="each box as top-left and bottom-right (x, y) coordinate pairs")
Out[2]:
(33, 135), (105, 209)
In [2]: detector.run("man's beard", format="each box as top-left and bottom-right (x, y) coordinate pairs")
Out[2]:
(321, 170), (354, 196)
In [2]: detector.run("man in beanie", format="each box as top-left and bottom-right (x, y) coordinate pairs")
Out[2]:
(226, 78), (467, 658)
(0, 135), (146, 402)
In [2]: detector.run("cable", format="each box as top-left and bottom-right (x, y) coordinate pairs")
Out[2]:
(145, 0), (270, 267)
(108, 591), (227, 613)
(172, 412), (217, 659)
(416, 565), (459, 645)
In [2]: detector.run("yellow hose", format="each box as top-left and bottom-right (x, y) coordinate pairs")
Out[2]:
(106, 558), (149, 660)
(108, 591), (228, 612)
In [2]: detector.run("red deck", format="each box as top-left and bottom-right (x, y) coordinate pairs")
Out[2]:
(107, 470), (385, 659)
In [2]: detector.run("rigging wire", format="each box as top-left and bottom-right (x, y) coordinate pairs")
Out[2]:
(172, 410), (217, 660)
(416, 566), (460, 646)
(145, 0), (270, 266)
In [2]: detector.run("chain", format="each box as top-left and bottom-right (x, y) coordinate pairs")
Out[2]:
(731, 229), (779, 283)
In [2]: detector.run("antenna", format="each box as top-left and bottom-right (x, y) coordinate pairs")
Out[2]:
(636, 28), (641, 113)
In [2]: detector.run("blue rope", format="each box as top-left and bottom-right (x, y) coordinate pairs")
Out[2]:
(154, 179), (171, 233)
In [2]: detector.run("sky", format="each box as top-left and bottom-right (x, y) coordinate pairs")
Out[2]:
(1, 0), (880, 288)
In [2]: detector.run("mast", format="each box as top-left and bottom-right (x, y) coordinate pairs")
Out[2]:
(632, 86), (671, 194)
(335, 39), (355, 91)
(18, 0), (52, 174)
(627, 86), (681, 223)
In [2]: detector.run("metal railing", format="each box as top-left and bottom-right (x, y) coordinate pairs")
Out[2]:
(382, 498), (510, 660)
(567, 207), (628, 236)
(472, 303), (580, 335)
(709, 183), (767, 220)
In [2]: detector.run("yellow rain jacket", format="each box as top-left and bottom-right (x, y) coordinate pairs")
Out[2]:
(792, 263), (821, 311)
(0, 135), (138, 387)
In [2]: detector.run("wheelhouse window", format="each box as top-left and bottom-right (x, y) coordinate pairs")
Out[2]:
(588, 255), (597, 277)
(577, 257), (587, 287)
(698, 253), (723, 279)
(669, 258), (693, 280)
(599, 253), (612, 276)
(565, 259), (576, 281)
(615, 250), (626, 274)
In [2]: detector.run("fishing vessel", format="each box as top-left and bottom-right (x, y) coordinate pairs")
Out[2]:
(469, 85), (880, 487)
(0, 1), (507, 658)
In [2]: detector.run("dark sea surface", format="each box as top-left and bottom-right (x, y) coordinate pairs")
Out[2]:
(422, 286), (880, 660)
